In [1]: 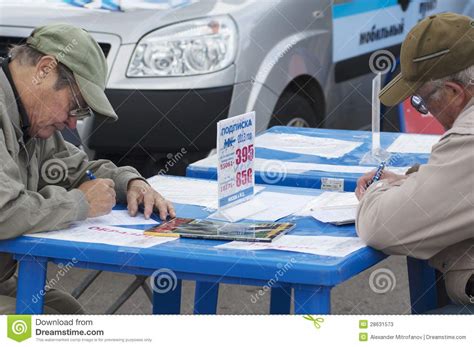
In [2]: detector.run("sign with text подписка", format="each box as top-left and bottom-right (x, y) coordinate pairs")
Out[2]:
(217, 111), (255, 210)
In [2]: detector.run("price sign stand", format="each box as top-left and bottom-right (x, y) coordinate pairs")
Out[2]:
(213, 112), (261, 222)
(360, 73), (391, 165)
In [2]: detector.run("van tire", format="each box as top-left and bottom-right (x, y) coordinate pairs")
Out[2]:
(269, 91), (322, 128)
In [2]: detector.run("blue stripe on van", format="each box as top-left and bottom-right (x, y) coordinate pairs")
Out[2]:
(333, 0), (399, 19)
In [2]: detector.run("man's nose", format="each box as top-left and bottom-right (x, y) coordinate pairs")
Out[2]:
(66, 117), (77, 129)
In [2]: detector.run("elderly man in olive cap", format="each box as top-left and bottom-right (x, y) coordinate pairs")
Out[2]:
(0, 24), (176, 314)
(356, 13), (473, 313)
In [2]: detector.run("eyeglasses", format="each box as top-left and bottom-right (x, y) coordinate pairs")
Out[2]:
(410, 85), (442, 115)
(67, 78), (94, 120)
(410, 95), (429, 114)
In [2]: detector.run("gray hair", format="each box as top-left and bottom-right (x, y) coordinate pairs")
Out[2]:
(9, 44), (75, 91)
(430, 65), (474, 100)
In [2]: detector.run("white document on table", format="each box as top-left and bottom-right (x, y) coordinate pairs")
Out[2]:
(247, 191), (316, 221)
(147, 175), (264, 209)
(208, 191), (317, 222)
(256, 133), (363, 158)
(208, 197), (268, 222)
(299, 191), (358, 224)
(28, 224), (176, 248)
(387, 134), (440, 153)
(311, 207), (356, 224)
(216, 235), (366, 257)
(254, 158), (410, 175)
(81, 210), (160, 226)
(190, 156), (411, 176)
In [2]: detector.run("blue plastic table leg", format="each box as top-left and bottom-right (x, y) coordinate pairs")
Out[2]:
(407, 257), (437, 313)
(16, 256), (48, 314)
(293, 285), (331, 314)
(194, 281), (219, 314)
(152, 279), (182, 314)
(270, 286), (291, 314)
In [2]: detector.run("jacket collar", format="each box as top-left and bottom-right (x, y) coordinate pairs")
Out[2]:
(0, 56), (30, 143)
(440, 97), (474, 140)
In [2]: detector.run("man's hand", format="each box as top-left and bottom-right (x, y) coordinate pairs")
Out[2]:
(355, 170), (407, 200)
(127, 179), (176, 220)
(78, 179), (116, 218)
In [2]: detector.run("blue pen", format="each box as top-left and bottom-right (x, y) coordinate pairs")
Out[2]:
(366, 161), (386, 188)
(86, 169), (96, 180)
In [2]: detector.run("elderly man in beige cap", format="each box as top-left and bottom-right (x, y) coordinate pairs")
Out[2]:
(0, 24), (176, 314)
(356, 13), (473, 313)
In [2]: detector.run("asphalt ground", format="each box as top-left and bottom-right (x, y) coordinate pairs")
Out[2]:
(46, 254), (411, 314)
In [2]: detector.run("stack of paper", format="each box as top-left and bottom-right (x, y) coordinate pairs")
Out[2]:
(82, 210), (161, 226)
(190, 155), (410, 176)
(147, 175), (264, 209)
(28, 224), (177, 248)
(256, 133), (363, 158)
(300, 192), (359, 224)
(387, 134), (440, 153)
(216, 235), (365, 257)
(209, 191), (317, 222)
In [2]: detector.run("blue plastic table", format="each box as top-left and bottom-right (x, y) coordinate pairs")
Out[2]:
(186, 126), (434, 191)
(0, 177), (436, 315)
(187, 127), (439, 313)
(0, 180), (376, 315)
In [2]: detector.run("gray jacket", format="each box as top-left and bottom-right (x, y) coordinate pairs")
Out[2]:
(0, 66), (143, 284)
(357, 99), (474, 305)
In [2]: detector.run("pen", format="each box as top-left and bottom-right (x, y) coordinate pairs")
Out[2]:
(365, 161), (386, 188)
(86, 169), (96, 180)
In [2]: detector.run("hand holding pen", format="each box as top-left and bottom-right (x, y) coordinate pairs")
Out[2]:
(365, 161), (386, 188)
(355, 162), (407, 200)
(78, 169), (116, 218)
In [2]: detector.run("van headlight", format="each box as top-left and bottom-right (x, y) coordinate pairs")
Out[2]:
(127, 16), (237, 77)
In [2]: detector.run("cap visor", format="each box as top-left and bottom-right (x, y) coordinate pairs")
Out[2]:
(379, 73), (424, 106)
(74, 73), (118, 121)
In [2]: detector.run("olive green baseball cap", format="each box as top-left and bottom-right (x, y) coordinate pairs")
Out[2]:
(379, 12), (474, 106)
(26, 23), (118, 121)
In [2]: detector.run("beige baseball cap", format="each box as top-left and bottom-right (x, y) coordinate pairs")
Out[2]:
(26, 23), (118, 120)
(379, 12), (474, 106)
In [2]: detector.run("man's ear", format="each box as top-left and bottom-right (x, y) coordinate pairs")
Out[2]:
(34, 55), (57, 84)
(444, 81), (467, 106)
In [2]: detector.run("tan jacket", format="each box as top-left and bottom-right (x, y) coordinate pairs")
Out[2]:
(0, 66), (143, 284)
(357, 99), (474, 305)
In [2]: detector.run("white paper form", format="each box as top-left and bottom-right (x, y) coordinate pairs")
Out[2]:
(216, 235), (366, 257)
(254, 158), (410, 175)
(247, 191), (317, 221)
(299, 191), (359, 224)
(147, 175), (264, 209)
(208, 191), (317, 222)
(256, 133), (363, 158)
(208, 198), (268, 222)
(387, 134), (440, 153)
(81, 210), (160, 226)
(28, 224), (176, 248)
(190, 156), (411, 176)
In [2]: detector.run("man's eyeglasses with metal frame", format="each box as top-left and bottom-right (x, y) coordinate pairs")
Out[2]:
(67, 78), (94, 120)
